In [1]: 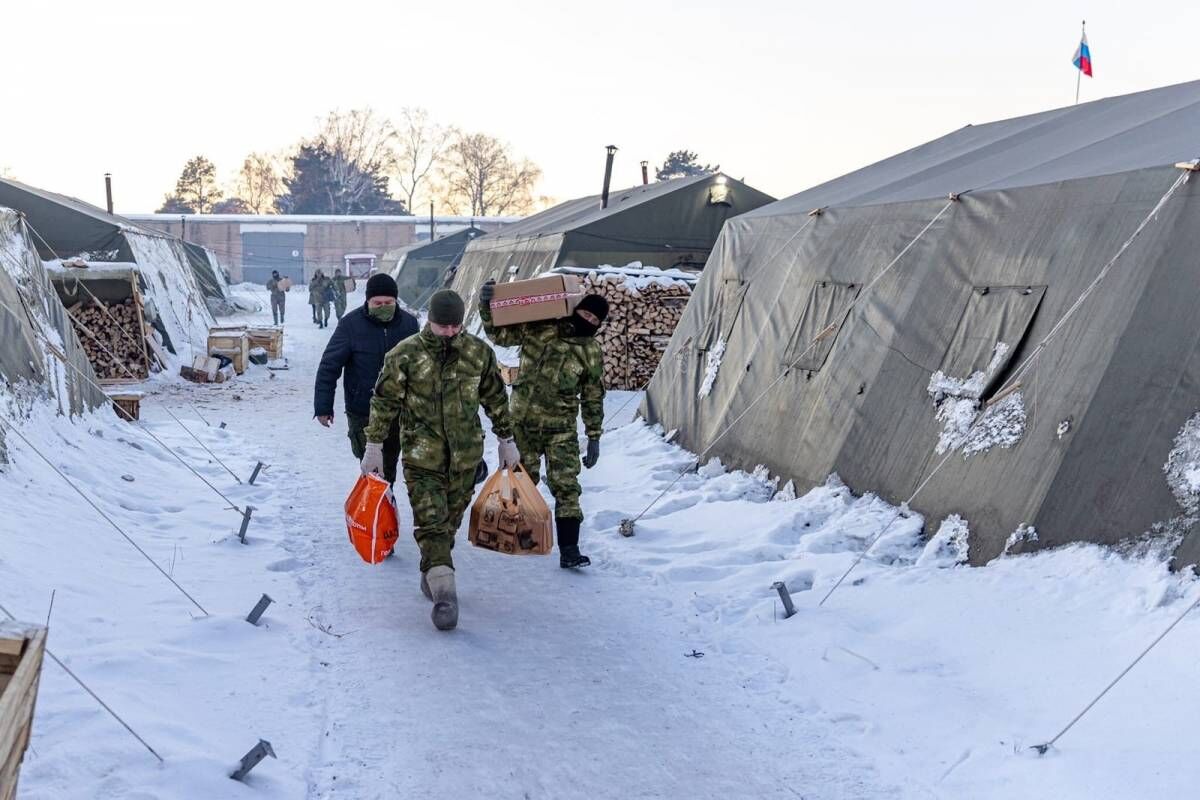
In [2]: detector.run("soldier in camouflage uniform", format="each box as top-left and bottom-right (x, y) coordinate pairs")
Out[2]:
(331, 269), (349, 319)
(478, 279), (608, 569)
(361, 289), (520, 631)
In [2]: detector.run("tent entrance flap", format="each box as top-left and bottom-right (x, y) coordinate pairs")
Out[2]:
(939, 284), (1047, 396)
(782, 281), (862, 371)
(697, 278), (748, 351)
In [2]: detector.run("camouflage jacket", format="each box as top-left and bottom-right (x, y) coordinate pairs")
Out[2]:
(366, 326), (513, 473)
(308, 277), (327, 304)
(480, 307), (605, 439)
(331, 277), (348, 300)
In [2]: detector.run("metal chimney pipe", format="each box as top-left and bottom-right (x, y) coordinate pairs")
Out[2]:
(640, 161), (649, 185)
(429, 201), (435, 241)
(104, 173), (114, 214)
(601, 145), (618, 209)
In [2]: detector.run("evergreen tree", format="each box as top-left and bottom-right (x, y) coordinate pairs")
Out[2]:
(211, 197), (252, 214)
(166, 156), (223, 213)
(276, 143), (406, 215)
(156, 195), (195, 213)
(655, 150), (718, 181)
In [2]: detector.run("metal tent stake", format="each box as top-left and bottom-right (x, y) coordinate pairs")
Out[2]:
(248, 462), (265, 485)
(772, 581), (797, 619)
(245, 594), (274, 625)
(230, 739), (276, 781)
(238, 507), (255, 544)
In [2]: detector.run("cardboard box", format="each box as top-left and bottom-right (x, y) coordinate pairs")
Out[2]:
(489, 275), (582, 326)
(278, 277), (293, 291)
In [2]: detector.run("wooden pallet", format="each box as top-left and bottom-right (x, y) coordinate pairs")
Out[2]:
(0, 626), (47, 800)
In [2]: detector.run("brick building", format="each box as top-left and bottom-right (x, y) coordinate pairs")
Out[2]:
(128, 213), (519, 284)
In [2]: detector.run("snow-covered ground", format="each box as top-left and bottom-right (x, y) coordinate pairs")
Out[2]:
(3, 283), (1199, 798)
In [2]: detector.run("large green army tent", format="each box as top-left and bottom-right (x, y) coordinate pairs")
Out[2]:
(0, 178), (219, 360)
(642, 79), (1200, 568)
(451, 173), (774, 323)
(385, 226), (485, 308)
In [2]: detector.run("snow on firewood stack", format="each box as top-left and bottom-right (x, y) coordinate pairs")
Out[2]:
(559, 265), (696, 390)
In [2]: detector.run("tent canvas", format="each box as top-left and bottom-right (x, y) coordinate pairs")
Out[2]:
(0, 208), (106, 422)
(643, 79), (1200, 568)
(451, 173), (775, 322)
(385, 226), (485, 308)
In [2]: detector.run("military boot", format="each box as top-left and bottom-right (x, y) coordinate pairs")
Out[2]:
(556, 517), (590, 569)
(425, 565), (458, 630)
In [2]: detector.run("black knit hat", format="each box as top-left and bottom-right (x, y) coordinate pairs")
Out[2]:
(428, 289), (465, 325)
(575, 294), (610, 321)
(365, 273), (398, 300)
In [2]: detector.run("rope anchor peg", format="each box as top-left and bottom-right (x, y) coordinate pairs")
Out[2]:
(248, 461), (266, 485)
(230, 739), (276, 782)
(245, 593), (274, 625)
(237, 506), (256, 544)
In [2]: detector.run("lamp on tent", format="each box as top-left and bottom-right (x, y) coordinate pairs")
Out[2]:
(708, 175), (731, 206)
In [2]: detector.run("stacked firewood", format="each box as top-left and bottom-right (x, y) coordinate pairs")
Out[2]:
(580, 273), (693, 390)
(68, 299), (149, 380)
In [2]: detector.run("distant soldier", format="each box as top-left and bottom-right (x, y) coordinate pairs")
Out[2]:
(265, 270), (286, 324)
(361, 289), (520, 631)
(308, 270), (327, 325)
(332, 269), (349, 319)
(315, 273), (419, 484)
(478, 279), (607, 569)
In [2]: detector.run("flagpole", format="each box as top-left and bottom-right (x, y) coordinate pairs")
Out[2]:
(1075, 20), (1085, 104)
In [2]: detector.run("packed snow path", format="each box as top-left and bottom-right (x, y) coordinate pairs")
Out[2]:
(162, 290), (893, 799)
(8, 284), (1200, 799)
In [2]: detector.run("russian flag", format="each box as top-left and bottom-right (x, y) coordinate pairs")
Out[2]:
(1073, 32), (1093, 76)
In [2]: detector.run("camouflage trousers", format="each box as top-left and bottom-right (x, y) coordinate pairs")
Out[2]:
(402, 463), (477, 573)
(334, 297), (347, 319)
(346, 412), (400, 485)
(514, 425), (583, 520)
(270, 295), (285, 324)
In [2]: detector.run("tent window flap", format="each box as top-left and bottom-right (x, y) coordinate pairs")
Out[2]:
(782, 281), (861, 371)
(939, 285), (1047, 391)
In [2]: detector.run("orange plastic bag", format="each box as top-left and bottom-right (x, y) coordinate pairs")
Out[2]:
(468, 465), (553, 555)
(344, 473), (399, 564)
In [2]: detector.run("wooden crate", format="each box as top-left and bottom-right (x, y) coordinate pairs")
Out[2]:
(208, 327), (249, 375)
(0, 626), (47, 800)
(246, 327), (284, 359)
(107, 391), (144, 421)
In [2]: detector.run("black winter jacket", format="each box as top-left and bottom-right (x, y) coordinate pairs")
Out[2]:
(314, 304), (420, 418)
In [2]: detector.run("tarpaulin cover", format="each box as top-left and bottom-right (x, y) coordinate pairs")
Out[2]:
(645, 81), (1200, 566)
(451, 173), (774, 325)
(0, 208), (105, 418)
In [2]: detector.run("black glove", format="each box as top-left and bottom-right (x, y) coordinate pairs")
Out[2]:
(479, 279), (496, 310)
(582, 437), (600, 469)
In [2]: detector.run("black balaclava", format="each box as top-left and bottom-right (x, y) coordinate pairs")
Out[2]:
(566, 294), (609, 337)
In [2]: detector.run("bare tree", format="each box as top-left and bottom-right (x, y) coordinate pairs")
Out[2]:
(235, 152), (284, 214)
(440, 132), (542, 217)
(395, 108), (452, 212)
(313, 108), (404, 213)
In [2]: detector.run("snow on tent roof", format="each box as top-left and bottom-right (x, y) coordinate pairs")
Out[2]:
(750, 78), (1200, 217)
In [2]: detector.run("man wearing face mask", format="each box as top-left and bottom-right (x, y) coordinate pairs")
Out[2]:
(362, 289), (520, 631)
(478, 278), (607, 569)
(314, 272), (419, 484)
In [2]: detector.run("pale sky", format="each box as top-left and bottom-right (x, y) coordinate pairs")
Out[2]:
(3, 0), (1196, 214)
